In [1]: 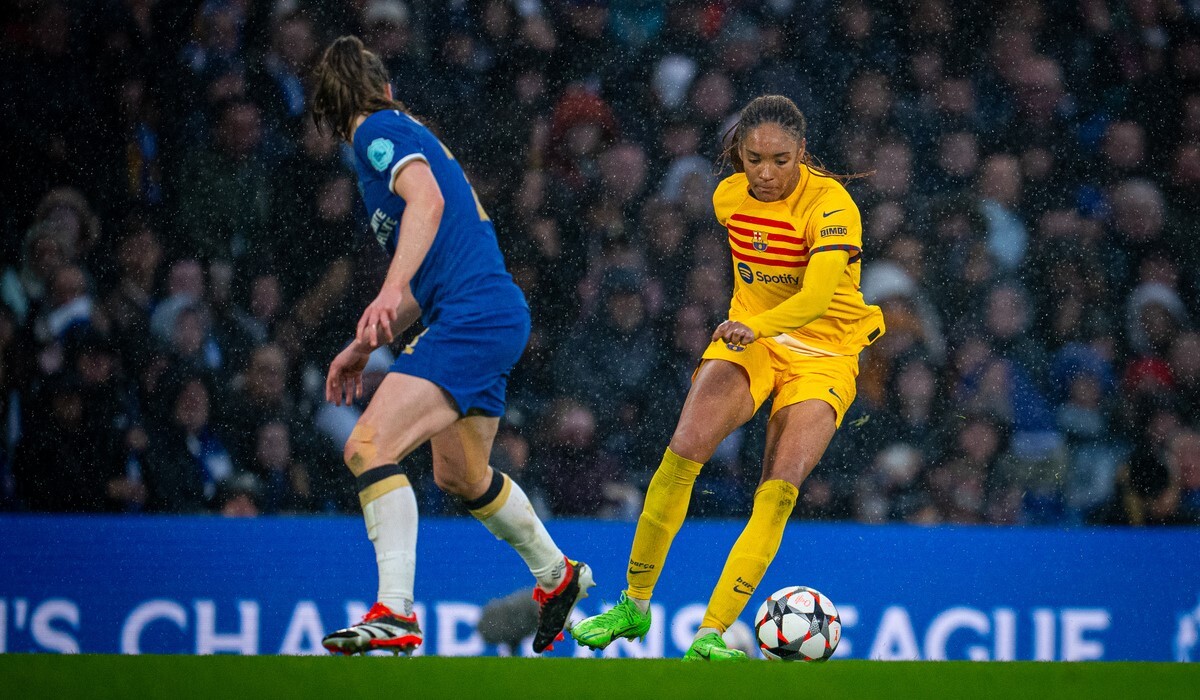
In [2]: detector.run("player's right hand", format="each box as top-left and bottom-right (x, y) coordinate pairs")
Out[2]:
(326, 346), (370, 406)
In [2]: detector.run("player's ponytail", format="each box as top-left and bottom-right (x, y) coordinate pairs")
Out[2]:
(311, 35), (407, 142)
(719, 95), (869, 185)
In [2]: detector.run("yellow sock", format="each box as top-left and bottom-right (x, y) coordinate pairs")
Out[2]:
(700, 479), (798, 632)
(625, 448), (703, 600)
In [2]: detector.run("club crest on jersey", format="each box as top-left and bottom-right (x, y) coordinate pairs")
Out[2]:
(368, 138), (395, 172)
(752, 230), (768, 251)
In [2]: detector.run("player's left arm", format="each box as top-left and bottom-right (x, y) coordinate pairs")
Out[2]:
(714, 193), (860, 344)
(357, 161), (444, 347)
(738, 251), (849, 338)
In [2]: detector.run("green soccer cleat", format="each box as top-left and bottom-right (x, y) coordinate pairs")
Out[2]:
(570, 592), (652, 650)
(682, 633), (748, 662)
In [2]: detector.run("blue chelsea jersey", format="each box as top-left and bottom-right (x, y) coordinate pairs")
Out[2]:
(352, 110), (526, 322)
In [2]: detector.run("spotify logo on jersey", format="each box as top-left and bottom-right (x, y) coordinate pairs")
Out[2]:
(738, 262), (754, 284)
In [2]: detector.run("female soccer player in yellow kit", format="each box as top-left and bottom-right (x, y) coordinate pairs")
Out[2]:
(572, 95), (885, 660)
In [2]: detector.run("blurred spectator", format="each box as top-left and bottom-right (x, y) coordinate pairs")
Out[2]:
(250, 421), (314, 514)
(927, 415), (1010, 524)
(1168, 332), (1200, 417)
(173, 98), (272, 262)
(101, 215), (163, 370)
(2, 224), (72, 326)
(529, 398), (628, 517)
(1126, 282), (1189, 359)
(553, 269), (663, 421)
(252, 11), (317, 131)
(856, 444), (934, 524)
(143, 377), (234, 513)
(976, 154), (1028, 273)
(35, 264), (95, 350)
(12, 373), (127, 512)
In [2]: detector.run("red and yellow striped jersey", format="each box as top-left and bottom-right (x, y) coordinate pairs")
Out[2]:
(713, 164), (885, 355)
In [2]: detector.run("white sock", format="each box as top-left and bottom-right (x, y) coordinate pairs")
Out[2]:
(695, 626), (721, 642)
(472, 472), (566, 591)
(629, 596), (651, 614)
(362, 484), (418, 615)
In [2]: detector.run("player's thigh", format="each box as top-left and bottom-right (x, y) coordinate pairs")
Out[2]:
(345, 372), (461, 475)
(669, 358), (758, 462)
(429, 414), (500, 499)
(761, 399), (837, 488)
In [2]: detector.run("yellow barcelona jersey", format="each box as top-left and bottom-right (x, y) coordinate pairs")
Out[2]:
(713, 164), (885, 355)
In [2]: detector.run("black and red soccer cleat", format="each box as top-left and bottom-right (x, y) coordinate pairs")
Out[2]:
(322, 602), (423, 656)
(531, 558), (595, 653)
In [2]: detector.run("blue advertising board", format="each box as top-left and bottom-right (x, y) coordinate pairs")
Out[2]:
(1, 515), (1198, 661)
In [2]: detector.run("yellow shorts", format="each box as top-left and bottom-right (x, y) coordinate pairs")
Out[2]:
(698, 338), (859, 427)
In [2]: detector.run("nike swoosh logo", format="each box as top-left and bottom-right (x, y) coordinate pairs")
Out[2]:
(733, 585), (753, 595)
(823, 209), (844, 217)
(828, 388), (841, 400)
(628, 568), (650, 576)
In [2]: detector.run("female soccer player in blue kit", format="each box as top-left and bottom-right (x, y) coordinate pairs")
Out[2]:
(309, 36), (592, 655)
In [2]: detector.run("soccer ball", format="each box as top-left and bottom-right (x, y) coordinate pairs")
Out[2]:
(754, 586), (841, 661)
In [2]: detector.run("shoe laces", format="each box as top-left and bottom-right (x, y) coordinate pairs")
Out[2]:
(363, 602), (415, 623)
(363, 603), (394, 622)
(532, 558), (574, 605)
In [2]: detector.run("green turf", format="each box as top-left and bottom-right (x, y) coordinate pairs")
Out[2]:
(2, 655), (1196, 700)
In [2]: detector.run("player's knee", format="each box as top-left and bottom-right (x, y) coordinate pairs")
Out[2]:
(668, 427), (715, 463)
(343, 423), (380, 475)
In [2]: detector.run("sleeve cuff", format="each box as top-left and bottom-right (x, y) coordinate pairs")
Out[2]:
(388, 153), (430, 196)
(809, 244), (861, 263)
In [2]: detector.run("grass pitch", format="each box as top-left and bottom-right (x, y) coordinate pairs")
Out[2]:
(1, 655), (1195, 700)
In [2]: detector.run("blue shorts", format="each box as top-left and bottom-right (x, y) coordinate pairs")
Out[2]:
(389, 306), (530, 417)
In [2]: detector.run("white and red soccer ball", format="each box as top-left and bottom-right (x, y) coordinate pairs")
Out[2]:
(754, 586), (841, 661)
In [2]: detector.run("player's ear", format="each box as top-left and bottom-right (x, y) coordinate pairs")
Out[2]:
(798, 137), (806, 160)
(386, 83), (394, 101)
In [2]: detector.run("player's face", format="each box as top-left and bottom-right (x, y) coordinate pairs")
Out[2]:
(741, 124), (804, 202)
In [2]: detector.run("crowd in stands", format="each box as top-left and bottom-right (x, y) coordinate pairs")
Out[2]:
(3, 0), (1199, 525)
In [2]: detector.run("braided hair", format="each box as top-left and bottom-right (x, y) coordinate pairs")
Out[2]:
(719, 95), (866, 184)
(310, 35), (407, 142)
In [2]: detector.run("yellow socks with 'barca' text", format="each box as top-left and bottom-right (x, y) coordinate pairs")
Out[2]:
(700, 479), (798, 632)
(625, 448), (704, 601)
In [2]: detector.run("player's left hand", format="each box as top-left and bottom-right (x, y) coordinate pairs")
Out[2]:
(357, 285), (404, 348)
(326, 345), (370, 406)
(713, 320), (756, 348)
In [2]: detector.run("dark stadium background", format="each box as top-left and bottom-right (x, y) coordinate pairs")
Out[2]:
(4, 0), (1198, 526)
